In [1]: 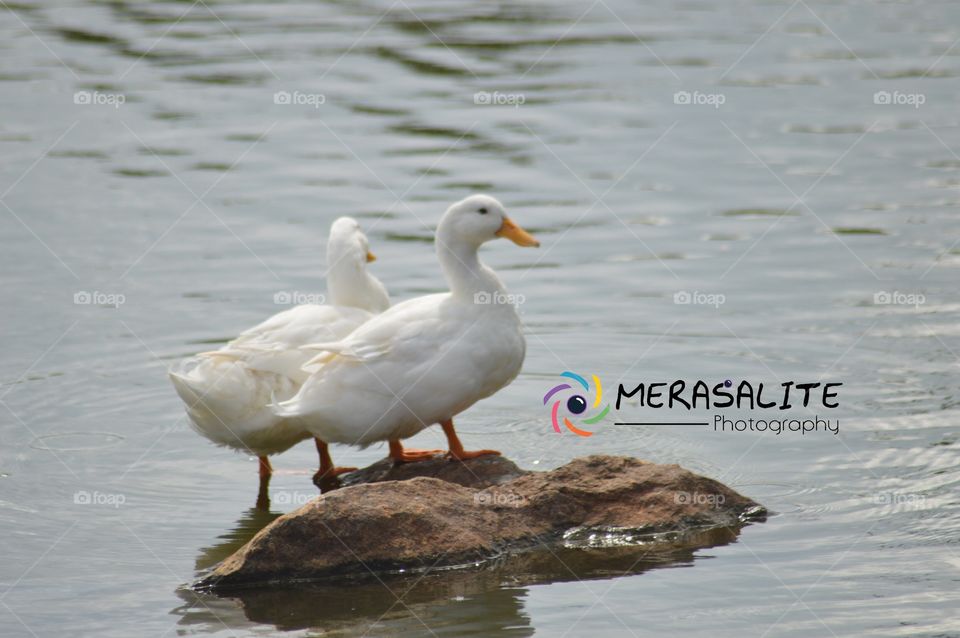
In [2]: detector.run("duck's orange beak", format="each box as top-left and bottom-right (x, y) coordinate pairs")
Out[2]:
(366, 250), (376, 263)
(496, 216), (540, 247)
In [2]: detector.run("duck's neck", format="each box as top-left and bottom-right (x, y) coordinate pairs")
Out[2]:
(437, 234), (505, 301)
(327, 260), (386, 312)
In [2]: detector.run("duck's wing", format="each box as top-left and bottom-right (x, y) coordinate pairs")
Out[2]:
(229, 305), (370, 350)
(300, 294), (448, 369)
(204, 304), (373, 377)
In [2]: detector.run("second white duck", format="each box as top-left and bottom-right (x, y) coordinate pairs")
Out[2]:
(169, 217), (388, 480)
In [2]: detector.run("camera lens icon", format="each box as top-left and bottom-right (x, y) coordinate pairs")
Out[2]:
(543, 371), (610, 437)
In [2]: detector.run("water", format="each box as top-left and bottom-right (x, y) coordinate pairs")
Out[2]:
(2, 0), (959, 635)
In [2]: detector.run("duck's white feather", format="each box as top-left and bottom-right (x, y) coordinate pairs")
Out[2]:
(169, 357), (309, 455)
(275, 296), (524, 445)
(214, 304), (372, 381)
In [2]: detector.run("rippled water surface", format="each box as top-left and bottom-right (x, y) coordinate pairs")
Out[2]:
(2, 0), (959, 636)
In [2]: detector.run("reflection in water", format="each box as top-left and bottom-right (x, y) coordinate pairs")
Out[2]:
(194, 475), (340, 572)
(178, 522), (742, 635)
(194, 506), (282, 572)
(177, 574), (534, 637)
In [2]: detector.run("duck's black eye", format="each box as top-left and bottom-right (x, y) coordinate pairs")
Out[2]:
(478, 207), (488, 214)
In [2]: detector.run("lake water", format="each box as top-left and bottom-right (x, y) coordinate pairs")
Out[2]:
(2, 0), (959, 635)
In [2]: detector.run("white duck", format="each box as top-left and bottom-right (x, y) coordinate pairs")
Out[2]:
(169, 217), (389, 480)
(273, 194), (539, 465)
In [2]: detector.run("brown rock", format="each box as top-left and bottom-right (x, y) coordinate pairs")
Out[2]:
(335, 452), (527, 489)
(197, 455), (764, 591)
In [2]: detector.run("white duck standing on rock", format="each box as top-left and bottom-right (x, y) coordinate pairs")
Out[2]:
(273, 194), (539, 465)
(169, 217), (389, 482)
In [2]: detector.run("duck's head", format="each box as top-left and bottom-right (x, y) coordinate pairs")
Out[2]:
(328, 216), (377, 265)
(439, 194), (540, 250)
(327, 217), (390, 312)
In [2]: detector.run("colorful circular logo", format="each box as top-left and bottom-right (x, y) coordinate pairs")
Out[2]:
(543, 372), (610, 437)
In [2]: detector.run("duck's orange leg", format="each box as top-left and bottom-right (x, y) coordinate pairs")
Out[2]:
(441, 419), (501, 461)
(315, 438), (357, 479)
(258, 455), (272, 478)
(389, 439), (444, 463)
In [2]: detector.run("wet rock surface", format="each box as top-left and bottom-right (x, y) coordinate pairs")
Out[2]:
(336, 453), (527, 489)
(197, 455), (765, 592)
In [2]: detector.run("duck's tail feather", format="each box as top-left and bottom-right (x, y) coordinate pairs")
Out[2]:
(168, 358), (272, 431)
(270, 392), (303, 419)
(168, 359), (239, 424)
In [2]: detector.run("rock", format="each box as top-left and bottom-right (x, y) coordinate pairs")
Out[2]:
(197, 455), (764, 592)
(335, 453), (527, 489)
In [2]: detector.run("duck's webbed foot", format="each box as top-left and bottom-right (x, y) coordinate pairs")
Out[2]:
(389, 440), (444, 463)
(441, 419), (501, 461)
